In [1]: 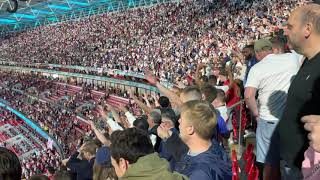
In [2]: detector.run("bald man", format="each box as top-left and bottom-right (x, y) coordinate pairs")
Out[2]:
(278, 4), (320, 180)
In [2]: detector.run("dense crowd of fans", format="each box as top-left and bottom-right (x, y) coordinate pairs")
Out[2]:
(1, 0), (320, 180)
(0, 0), (303, 84)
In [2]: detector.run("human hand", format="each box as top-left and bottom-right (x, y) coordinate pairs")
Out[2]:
(157, 125), (171, 140)
(302, 115), (320, 152)
(144, 70), (158, 85)
(62, 158), (70, 166)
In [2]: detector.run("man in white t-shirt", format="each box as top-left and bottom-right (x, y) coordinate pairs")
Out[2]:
(244, 39), (301, 180)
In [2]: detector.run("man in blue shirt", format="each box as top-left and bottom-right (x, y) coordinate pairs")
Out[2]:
(242, 45), (258, 85)
(157, 100), (232, 180)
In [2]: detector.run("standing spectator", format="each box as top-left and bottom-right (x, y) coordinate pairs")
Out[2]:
(278, 3), (320, 180)
(157, 100), (232, 180)
(242, 45), (258, 85)
(245, 39), (301, 180)
(158, 108), (179, 170)
(63, 141), (98, 180)
(109, 128), (187, 180)
(0, 147), (22, 180)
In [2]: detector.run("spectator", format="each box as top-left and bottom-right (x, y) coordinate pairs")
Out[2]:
(158, 108), (179, 169)
(64, 141), (98, 180)
(93, 146), (117, 180)
(278, 3), (320, 180)
(0, 147), (22, 180)
(242, 45), (258, 85)
(157, 100), (232, 179)
(212, 89), (228, 122)
(109, 128), (187, 180)
(47, 166), (56, 180)
(158, 96), (171, 108)
(245, 38), (301, 180)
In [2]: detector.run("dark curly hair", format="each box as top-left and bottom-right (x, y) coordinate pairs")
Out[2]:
(0, 147), (22, 180)
(110, 128), (154, 164)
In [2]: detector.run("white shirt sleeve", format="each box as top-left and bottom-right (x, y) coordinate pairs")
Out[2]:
(107, 118), (123, 131)
(245, 67), (261, 88)
(125, 111), (136, 128)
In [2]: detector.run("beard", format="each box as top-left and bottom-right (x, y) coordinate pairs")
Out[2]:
(287, 37), (303, 55)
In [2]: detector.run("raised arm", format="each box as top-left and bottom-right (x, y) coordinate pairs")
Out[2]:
(88, 120), (111, 146)
(144, 70), (182, 107)
(128, 89), (152, 114)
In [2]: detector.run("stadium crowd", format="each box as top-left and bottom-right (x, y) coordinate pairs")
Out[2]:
(0, 0), (320, 180)
(0, 0), (302, 84)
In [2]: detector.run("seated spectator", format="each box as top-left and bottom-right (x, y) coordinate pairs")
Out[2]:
(0, 147), (22, 180)
(109, 128), (187, 180)
(157, 100), (232, 179)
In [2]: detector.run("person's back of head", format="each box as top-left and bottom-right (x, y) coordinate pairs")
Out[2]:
(158, 96), (171, 108)
(0, 147), (22, 180)
(180, 86), (202, 103)
(110, 128), (154, 177)
(47, 166), (55, 176)
(200, 84), (218, 103)
(254, 39), (273, 60)
(133, 115), (149, 132)
(93, 162), (118, 180)
(179, 100), (217, 143)
(29, 175), (50, 180)
(270, 36), (286, 54)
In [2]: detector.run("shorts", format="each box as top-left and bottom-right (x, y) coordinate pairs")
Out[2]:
(256, 118), (280, 165)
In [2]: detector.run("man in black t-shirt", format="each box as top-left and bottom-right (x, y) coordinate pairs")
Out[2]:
(278, 3), (320, 180)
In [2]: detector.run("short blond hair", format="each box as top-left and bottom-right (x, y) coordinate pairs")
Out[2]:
(180, 100), (217, 140)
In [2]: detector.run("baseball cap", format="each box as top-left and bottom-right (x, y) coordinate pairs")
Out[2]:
(254, 39), (273, 52)
(95, 146), (112, 167)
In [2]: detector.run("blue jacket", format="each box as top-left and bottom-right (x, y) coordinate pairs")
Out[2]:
(159, 127), (179, 170)
(164, 132), (232, 180)
(216, 114), (230, 138)
(244, 57), (258, 85)
(66, 152), (94, 180)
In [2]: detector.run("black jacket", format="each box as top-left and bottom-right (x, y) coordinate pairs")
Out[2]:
(66, 152), (95, 180)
